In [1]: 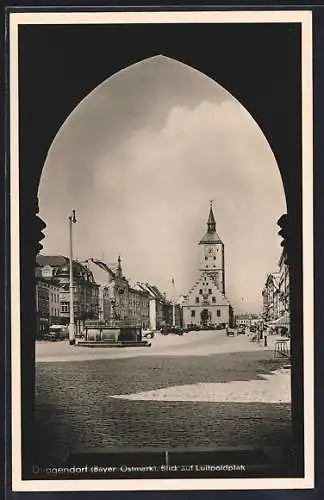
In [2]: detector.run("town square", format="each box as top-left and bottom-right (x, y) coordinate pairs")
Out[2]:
(33, 202), (292, 475)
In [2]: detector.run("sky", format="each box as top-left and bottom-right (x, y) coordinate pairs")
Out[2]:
(38, 55), (286, 314)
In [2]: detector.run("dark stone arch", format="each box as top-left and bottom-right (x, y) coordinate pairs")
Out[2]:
(17, 22), (303, 477)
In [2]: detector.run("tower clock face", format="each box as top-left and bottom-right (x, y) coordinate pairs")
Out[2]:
(208, 247), (215, 255)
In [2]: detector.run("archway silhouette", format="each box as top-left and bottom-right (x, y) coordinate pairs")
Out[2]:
(36, 53), (293, 456)
(17, 24), (303, 478)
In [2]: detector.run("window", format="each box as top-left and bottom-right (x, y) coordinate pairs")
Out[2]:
(195, 297), (199, 304)
(205, 256), (208, 260)
(217, 309), (221, 317)
(208, 289), (212, 294)
(213, 256), (216, 260)
(191, 310), (195, 317)
(61, 302), (69, 313)
(212, 297), (216, 303)
(199, 289), (202, 294)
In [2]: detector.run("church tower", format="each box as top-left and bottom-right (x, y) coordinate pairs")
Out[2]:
(182, 202), (233, 329)
(199, 201), (225, 295)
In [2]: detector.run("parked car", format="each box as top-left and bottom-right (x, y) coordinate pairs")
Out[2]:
(142, 329), (155, 339)
(160, 326), (184, 335)
(42, 331), (59, 341)
(44, 325), (69, 341)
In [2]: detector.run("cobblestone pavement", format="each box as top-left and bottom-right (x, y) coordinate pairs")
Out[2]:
(34, 332), (291, 464)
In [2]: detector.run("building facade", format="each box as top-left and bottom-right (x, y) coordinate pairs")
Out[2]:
(278, 249), (290, 316)
(235, 314), (259, 328)
(48, 282), (61, 324)
(134, 283), (181, 330)
(262, 248), (290, 332)
(84, 257), (150, 328)
(262, 272), (280, 321)
(182, 203), (233, 328)
(36, 255), (99, 333)
(35, 273), (61, 337)
(35, 278), (50, 338)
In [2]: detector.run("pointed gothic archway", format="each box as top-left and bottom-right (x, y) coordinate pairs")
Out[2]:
(200, 309), (210, 327)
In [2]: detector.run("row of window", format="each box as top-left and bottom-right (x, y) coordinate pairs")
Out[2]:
(196, 296), (217, 304)
(205, 256), (217, 260)
(60, 302), (97, 313)
(199, 288), (213, 295)
(50, 293), (60, 303)
(191, 309), (221, 317)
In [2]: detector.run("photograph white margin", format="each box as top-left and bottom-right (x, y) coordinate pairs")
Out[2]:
(9, 9), (314, 492)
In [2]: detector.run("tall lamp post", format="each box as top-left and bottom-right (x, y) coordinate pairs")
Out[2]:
(68, 210), (77, 345)
(171, 278), (176, 327)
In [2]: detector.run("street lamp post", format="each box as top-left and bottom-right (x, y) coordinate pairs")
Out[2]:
(68, 210), (77, 345)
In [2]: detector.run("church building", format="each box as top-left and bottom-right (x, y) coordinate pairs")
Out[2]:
(182, 203), (234, 328)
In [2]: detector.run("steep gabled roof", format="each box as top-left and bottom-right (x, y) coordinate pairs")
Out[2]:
(36, 255), (68, 267)
(90, 259), (117, 277)
(199, 231), (223, 245)
(135, 282), (167, 302)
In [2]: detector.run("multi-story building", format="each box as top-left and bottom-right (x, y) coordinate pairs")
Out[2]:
(36, 255), (99, 333)
(182, 203), (234, 328)
(235, 314), (259, 328)
(134, 283), (180, 330)
(262, 248), (290, 332)
(35, 277), (50, 338)
(84, 257), (150, 328)
(82, 258), (113, 321)
(48, 282), (61, 324)
(128, 286), (150, 328)
(35, 266), (62, 336)
(278, 248), (290, 316)
(262, 272), (280, 321)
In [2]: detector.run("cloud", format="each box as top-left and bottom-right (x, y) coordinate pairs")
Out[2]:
(39, 60), (285, 314)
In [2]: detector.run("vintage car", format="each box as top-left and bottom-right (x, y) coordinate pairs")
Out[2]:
(43, 325), (69, 341)
(142, 329), (155, 339)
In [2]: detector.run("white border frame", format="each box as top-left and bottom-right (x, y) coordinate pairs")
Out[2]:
(9, 10), (314, 492)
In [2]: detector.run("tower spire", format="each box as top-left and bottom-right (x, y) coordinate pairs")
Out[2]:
(207, 200), (216, 232)
(117, 255), (122, 277)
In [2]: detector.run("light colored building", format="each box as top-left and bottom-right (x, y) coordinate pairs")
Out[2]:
(82, 258), (115, 321)
(128, 286), (150, 328)
(48, 282), (61, 324)
(262, 272), (280, 321)
(182, 203), (233, 328)
(134, 283), (179, 330)
(36, 255), (99, 333)
(278, 248), (290, 316)
(235, 314), (259, 328)
(35, 277), (50, 337)
(35, 272), (61, 336)
(262, 248), (290, 333)
(85, 257), (150, 328)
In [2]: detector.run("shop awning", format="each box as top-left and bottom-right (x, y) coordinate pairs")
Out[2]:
(266, 314), (290, 327)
